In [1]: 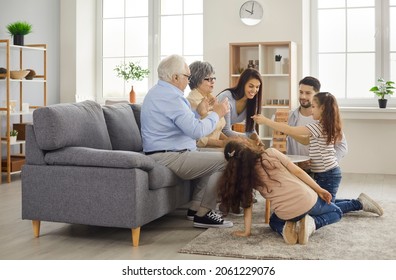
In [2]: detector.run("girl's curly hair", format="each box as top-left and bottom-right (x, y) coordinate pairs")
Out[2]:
(218, 139), (280, 213)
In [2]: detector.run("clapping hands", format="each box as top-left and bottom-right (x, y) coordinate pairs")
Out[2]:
(196, 96), (215, 116)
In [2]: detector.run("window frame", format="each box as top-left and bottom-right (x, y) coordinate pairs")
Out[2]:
(96, 0), (203, 104)
(310, 0), (395, 107)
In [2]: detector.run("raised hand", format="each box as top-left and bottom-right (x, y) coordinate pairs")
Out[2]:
(213, 97), (230, 118)
(197, 97), (210, 117)
(318, 189), (332, 204)
(251, 114), (269, 125)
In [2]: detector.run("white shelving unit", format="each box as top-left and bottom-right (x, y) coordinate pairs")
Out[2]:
(0, 39), (47, 183)
(229, 41), (297, 150)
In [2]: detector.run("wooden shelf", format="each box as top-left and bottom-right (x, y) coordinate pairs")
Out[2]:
(0, 38), (47, 183)
(1, 140), (26, 145)
(1, 155), (25, 173)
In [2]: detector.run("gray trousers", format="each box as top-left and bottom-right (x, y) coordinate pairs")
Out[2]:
(148, 150), (226, 210)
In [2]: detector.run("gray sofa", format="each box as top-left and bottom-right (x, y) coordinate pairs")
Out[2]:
(21, 100), (192, 246)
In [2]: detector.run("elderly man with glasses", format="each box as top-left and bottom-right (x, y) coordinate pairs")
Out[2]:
(141, 54), (233, 228)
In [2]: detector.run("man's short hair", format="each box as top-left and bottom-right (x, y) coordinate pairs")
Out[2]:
(299, 76), (321, 92)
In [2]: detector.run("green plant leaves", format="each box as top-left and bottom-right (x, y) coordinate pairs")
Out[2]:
(6, 21), (32, 35)
(114, 62), (149, 83)
(369, 78), (395, 99)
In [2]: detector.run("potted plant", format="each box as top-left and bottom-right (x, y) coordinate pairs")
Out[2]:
(114, 61), (149, 103)
(6, 21), (33, 46)
(9, 130), (18, 144)
(369, 77), (395, 108)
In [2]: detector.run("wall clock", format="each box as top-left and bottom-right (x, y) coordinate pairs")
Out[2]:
(239, 1), (263, 26)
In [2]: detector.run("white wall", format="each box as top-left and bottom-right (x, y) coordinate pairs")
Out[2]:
(0, 0), (60, 105)
(341, 119), (396, 175)
(204, 0), (305, 93)
(59, 0), (76, 103)
(60, 0), (96, 103)
(340, 112), (396, 175)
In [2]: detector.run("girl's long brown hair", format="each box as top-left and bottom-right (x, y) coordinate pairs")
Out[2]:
(314, 92), (342, 145)
(217, 139), (280, 213)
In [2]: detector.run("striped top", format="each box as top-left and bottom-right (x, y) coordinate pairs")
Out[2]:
(306, 122), (339, 173)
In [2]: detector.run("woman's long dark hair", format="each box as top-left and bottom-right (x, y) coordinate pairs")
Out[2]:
(218, 139), (280, 213)
(218, 68), (263, 133)
(314, 92), (342, 145)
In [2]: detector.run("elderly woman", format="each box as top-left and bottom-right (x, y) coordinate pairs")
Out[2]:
(187, 61), (228, 148)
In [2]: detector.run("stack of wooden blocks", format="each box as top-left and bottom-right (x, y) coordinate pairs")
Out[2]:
(272, 109), (289, 153)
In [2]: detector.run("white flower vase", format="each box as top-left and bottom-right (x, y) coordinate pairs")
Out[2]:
(10, 136), (17, 144)
(275, 61), (282, 74)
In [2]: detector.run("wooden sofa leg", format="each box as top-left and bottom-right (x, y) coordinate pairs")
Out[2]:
(131, 227), (141, 247)
(32, 220), (41, 237)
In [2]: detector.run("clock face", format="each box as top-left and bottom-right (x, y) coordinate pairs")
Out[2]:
(239, 1), (263, 26)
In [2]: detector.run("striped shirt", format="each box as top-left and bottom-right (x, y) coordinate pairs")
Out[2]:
(306, 122), (339, 173)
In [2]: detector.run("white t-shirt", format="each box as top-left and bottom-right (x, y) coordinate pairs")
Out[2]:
(289, 112), (313, 156)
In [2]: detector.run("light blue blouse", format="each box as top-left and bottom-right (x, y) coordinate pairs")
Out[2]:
(217, 90), (254, 137)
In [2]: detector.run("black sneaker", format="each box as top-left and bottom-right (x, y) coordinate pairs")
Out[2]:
(193, 210), (234, 228)
(186, 209), (197, 221)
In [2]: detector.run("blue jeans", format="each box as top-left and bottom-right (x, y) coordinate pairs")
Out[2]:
(269, 197), (342, 235)
(313, 166), (342, 202)
(313, 166), (362, 214)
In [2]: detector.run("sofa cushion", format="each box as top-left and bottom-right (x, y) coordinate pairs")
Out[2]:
(129, 104), (142, 132)
(45, 147), (155, 171)
(33, 100), (112, 151)
(103, 103), (143, 152)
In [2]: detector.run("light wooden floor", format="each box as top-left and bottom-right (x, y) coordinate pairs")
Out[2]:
(0, 173), (395, 260)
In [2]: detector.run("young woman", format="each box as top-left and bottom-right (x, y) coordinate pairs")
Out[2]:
(253, 92), (383, 216)
(217, 68), (263, 146)
(218, 139), (342, 245)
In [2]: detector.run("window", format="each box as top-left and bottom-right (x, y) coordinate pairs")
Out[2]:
(99, 0), (203, 103)
(311, 0), (396, 106)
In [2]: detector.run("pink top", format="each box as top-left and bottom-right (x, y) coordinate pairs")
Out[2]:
(255, 148), (317, 220)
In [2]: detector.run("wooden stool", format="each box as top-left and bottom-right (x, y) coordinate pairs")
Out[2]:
(265, 199), (270, 224)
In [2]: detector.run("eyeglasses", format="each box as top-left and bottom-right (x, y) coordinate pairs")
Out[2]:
(182, 74), (192, 81)
(204, 77), (216, 82)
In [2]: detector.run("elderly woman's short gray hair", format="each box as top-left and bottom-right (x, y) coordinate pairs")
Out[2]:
(188, 61), (215, 90)
(158, 54), (187, 82)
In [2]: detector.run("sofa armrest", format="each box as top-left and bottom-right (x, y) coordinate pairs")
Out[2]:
(44, 147), (155, 171)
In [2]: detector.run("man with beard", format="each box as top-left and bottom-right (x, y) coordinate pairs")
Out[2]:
(286, 76), (348, 172)
(285, 77), (382, 217)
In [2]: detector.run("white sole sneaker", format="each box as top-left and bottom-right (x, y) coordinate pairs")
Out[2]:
(193, 220), (234, 229)
(298, 215), (315, 245)
(283, 221), (298, 245)
(358, 193), (384, 216)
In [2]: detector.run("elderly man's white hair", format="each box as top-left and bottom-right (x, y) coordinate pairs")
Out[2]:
(157, 54), (187, 82)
